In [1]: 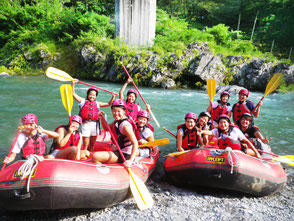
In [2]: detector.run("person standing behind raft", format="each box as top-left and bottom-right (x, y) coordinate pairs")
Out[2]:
(177, 112), (203, 152)
(206, 91), (232, 128)
(232, 89), (262, 125)
(119, 78), (141, 121)
(48, 115), (90, 160)
(3, 114), (59, 164)
(92, 99), (138, 167)
(72, 80), (116, 151)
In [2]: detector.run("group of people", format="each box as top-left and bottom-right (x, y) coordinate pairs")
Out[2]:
(3, 78), (154, 168)
(177, 88), (271, 159)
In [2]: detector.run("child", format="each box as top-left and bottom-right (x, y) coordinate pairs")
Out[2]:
(72, 80), (116, 151)
(135, 110), (155, 145)
(177, 112), (203, 152)
(232, 88), (262, 125)
(119, 78), (141, 121)
(92, 99), (138, 167)
(3, 113), (59, 164)
(206, 91), (232, 128)
(48, 115), (90, 160)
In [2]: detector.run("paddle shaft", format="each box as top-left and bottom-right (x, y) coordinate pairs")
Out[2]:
(163, 127), (176, 138)
(257, 149), (278, 157)
(210, 101), (213, 127)
(250, 96), (264, 114)
(77, 80), (118, 95)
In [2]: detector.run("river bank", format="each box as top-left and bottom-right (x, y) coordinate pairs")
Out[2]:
(0, 158), (293, 221)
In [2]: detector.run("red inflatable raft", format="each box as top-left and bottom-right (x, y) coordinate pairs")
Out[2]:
(164, 147), (287, 196)
(0, 132), (159, 211)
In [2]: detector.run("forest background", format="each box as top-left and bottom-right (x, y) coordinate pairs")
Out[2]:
(0, 0), (293, 90)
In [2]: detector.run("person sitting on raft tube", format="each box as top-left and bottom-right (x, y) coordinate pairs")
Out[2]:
(119, 78), (141, 121)
(3, 114), (59, 164)
(92, 99), (139, 167)
(197, 112), (211, 145)
(199, 114), (262, 159)
(177, 112), (204, 152)
(206, 91), (232, 128)
(135, 110), (155, 145)
(48, 115), (90, 160)
(232, 88), (262, 125)
(72, 80), (116, 151)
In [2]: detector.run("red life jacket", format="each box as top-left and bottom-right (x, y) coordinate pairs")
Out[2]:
(111, 116), (137, 150)
(22, 133), (46, 159)
(79, 100), (99, 121)
(217, 126), (241, 150)
(125, 102), (139, 121)
(135, 123), (154, 141)
(54, 125), (80, 150)
(177, 124), (199, 150)
(233, 101), (252, 123)
(212, 100), (230, 121)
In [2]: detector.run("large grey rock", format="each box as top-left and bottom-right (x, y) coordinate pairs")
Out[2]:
(0, 72), (9, 77)
(161, 78), (175, 89)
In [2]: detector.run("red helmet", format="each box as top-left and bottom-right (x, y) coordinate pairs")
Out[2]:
(87, 87), (98, 96)
(71, 115), (82, 124)
(112, 99), (127, 108)
(220, 91), (230, 98)
(22, 113), (38, 124)
(137, 110), (150, 119)
(239, 89), (249, 97)
(217, 114), (231, 123)
(185, 112), (197, 121)
(127, 89), (137, 98)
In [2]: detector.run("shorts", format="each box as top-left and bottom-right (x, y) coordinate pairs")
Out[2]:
(113, 150), (131, 163)
(81, 121), (99, 137)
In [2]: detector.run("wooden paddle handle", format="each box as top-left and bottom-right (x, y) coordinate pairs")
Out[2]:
(163, 127), (176, 138)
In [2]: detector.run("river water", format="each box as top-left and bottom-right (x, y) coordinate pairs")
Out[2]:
(1, 75), (294, 159)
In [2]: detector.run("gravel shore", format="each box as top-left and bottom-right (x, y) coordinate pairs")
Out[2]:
(1, 158), (293, 221)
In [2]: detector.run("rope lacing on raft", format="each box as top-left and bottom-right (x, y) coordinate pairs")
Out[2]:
(17, 154), (44, 193)
(211, 147), (238, 174)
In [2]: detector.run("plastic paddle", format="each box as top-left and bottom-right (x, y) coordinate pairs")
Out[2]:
(1, 126), (23, 172)
(138, 138), (170, 148)
(60, 84), (73, 123)
(207, 79), (216, 127)
(46, 67), (118, 95)
(258, 149), (294, 166)
(166, 150), (189, 157)
(121, 63), (160, 128)
(251, 73), (283, 114)
(162, 127), (176, 138)
(100, 116), (154, 210)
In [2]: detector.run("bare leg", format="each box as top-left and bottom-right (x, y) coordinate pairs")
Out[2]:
(55, 147), (78, 160)
(92, 151), (118, 164)
(83, 137), (90, 150)
(89, 136), (97, 151)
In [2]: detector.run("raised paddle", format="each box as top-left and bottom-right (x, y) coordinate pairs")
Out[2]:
(207, 79), (216, 127)
(46, 67), (118, 95)
(1, 126), (23, 172)
(100, 116), (154, 210)
(251, 73), (283, 114)
(120, 63), (160, 128)
(138, 138), (170, 148)
(60, 84), (73, 123)
(162, 127), (176, 138)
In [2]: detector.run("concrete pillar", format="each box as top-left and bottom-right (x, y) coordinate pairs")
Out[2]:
(115, 0), (156, 47)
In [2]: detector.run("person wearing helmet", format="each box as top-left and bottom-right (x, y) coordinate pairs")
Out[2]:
(135, 110), (155, 145)
(232, 88), (262, 125)
(177, 112), (203, 152)
(196, 112), (211, 145)
(3, 114), (59, 164)
(48, 115), (90, 160)
(92, 99), (139, 167)
(119, 78), (142, 121)
(206, 91), (232, 128)
(72, 80), (116, 151)
(199, 114), (261, 159)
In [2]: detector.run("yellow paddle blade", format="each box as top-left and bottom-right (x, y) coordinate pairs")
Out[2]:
(46, 67), (74, 82)
(60, 84), (73, 115)
(273, 156), (294, 166)
(284, 155), (294, 159)
(264, 73), (283, 97)
(138, 138), (169, 148)
(128, 168), (154, 210)
(166, 150), (189, 157)
(207, 79), (216, 101)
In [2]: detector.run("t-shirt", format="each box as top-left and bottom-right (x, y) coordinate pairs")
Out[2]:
(12, 132), (49, 154)
(212, 127), (245, 142)
(139, 127), (153, 140)
(241, 126), (258, 138)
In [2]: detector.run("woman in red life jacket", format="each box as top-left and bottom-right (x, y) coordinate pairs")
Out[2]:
(206, 91), (232, 128)
(197, 112), (211, 145)
(72, 80), (116, 151)
(3, 114), (59, 164)
(232, 88), (263, 125)
(237, 113), (271, 144)
(135, 110), (155, 145)
(48, 115), (90, 160)
(177, 112), (203, 152)
(92, 99), (139, 168)
(119, 78), (142, 121)
(199, 114), (261, 159)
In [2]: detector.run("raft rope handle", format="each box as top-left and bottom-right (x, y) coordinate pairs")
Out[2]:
(17, 154), (44, 193)
(224, 147), (239, 174)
